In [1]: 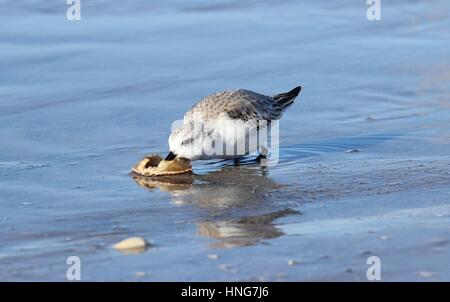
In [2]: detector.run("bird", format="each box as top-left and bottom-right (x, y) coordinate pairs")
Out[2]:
(165, 86), (301, 161)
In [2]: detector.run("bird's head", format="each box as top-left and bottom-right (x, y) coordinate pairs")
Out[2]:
(167, 121), (205, 160)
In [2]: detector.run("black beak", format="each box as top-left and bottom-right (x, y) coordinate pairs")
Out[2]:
(164, 151), (177, 161)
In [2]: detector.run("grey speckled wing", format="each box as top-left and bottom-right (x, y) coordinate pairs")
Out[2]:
(183, 89), (283, 123)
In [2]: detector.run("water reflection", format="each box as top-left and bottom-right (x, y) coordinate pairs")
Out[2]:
(197, 209), (300, 248)
(132, 165), (280, 208)
(132, 165), (300, 248)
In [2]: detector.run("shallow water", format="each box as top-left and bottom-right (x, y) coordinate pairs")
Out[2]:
(1, 0), (450, 281)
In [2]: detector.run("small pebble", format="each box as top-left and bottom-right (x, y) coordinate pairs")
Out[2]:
(287, 259), (298, 266)
(360, 250), (372, 256)
(418, 271), (434, 278)
(218, 264), (237, 273)
(113, 236), (149, 251)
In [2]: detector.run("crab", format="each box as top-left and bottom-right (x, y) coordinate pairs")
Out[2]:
(131, 154), (192, 177)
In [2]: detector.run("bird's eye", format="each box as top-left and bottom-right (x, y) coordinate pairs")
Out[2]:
(181, 137), (195, 146)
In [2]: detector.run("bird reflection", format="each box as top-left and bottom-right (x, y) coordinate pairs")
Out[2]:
(132, 165), (280, 208)
(196, 208), (299, 248)
(132, 164), (300, 248)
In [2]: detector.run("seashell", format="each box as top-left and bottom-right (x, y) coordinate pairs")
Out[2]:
(113, 236), (150, 254)
(131, 154), (192, 177)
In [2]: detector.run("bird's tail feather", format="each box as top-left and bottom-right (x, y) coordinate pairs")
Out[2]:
(272, 86), (301, 108)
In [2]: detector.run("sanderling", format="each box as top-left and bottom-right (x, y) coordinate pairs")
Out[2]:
(165, 86), (301, 161)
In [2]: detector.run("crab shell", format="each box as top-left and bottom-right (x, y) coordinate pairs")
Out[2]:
(132, 154), (192, 177)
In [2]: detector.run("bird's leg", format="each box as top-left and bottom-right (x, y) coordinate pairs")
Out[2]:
(255, 153), (267, 161)
(256, 146), (270, 168)
(255, 153), (266, 161)
(255, 146), (268, 162)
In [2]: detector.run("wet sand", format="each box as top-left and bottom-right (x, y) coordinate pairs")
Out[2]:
(1, 1), (450, 281)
